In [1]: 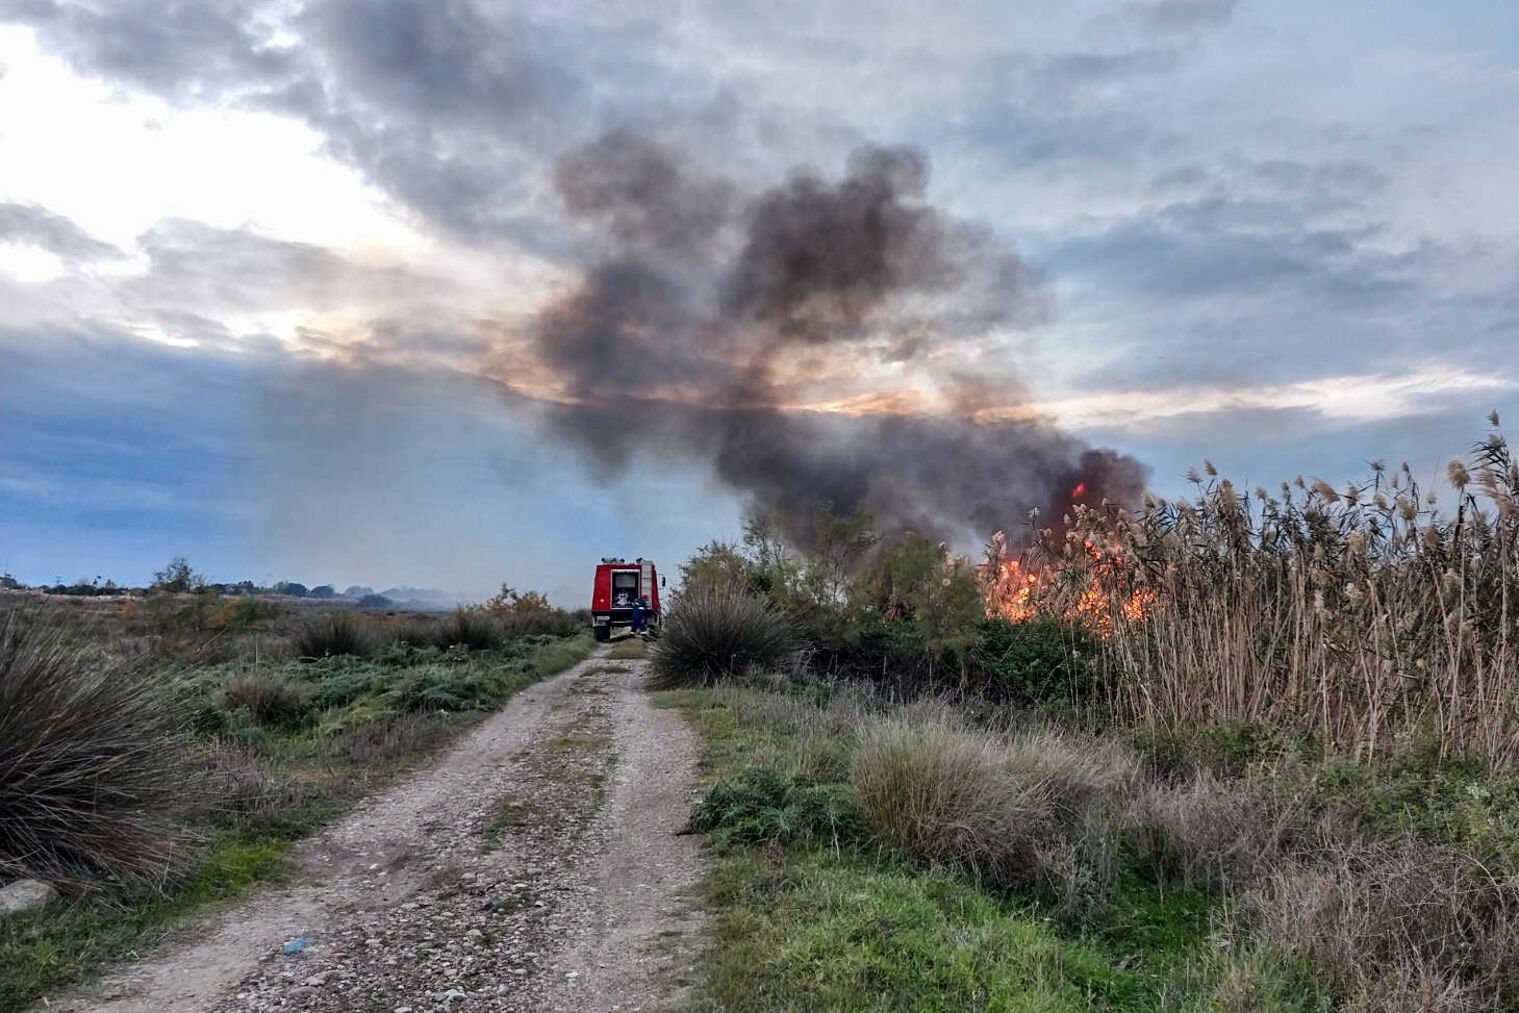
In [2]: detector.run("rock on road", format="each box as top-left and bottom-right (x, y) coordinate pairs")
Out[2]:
(50, 647), (704, 1013)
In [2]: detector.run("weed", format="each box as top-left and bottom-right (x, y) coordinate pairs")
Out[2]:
(650, 590), (797, 687)
(0, 616), (195, 888)
(293, 612), (374, 659)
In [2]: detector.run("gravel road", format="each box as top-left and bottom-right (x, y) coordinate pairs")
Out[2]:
(49, 648), (704, 1013)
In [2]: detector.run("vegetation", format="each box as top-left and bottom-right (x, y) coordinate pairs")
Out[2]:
(650, 589), (798, 687)
(665, 686), (1325, 1012)
(1020, 418), (1519, 762)
(0, 616), (194, 889)
(0, 596), (588, 1012)
(661, 423), (1519, 1010)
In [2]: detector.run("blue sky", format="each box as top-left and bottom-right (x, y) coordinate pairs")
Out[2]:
(1, 1), (1515, 602)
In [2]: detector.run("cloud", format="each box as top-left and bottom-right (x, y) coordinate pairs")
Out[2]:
(0, 201), (121, 259)
(3, 0), (297, 101)
(1010, 364), (1517, 430)
(1118, 0), (1238, 37)
(125, 218), (449, 315)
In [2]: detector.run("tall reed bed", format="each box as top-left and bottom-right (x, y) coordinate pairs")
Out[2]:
(1012, 419), (1519, 762)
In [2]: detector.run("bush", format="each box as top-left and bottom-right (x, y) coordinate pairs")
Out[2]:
(973, 618), (1100, 705)
(294, 612), (374, 658)
(0, 615), (194, 886)
(220, 672), (310, 728)
(650, 590), (797, 687)
(851, 709), (1133, 914)
(1241, 836), (1519, 1010)
(428, 608), (504, 651)
(687, 766), (863, 850)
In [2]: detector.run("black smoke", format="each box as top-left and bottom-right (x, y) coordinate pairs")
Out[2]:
(527, 132), (1145, 548)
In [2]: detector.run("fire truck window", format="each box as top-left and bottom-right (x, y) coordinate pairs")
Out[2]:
(611, 572), (639, 606)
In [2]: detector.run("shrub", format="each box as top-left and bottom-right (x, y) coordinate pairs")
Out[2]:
(428, 608), (504, 651)
(687, 766), (863, 849)
(973, 618), (1100, 705)
(220, 672), (310, 727)
(1240, 836), (1519, 1010)
(203, 737), (301, 833)
(650, 590), (797, 687)
(208, 597), (282, 632)
(1122, 770), (1316, 891)
(294, 612), (374, 658)
(0, 615), (194, 886)
(851, 710), (1134, 914)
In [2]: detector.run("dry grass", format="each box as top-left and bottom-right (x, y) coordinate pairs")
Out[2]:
(607, 637), (647, 659)
(0, 614), (196, 888)
(1010, 420), (1519, 763)
(220, 672), (308, 727)
(1240, 836), (1519, 1010)
(850, 708), (1134, 914)
(650, 589), (798, 687)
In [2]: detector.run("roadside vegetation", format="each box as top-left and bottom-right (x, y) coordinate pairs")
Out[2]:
(0, 588), (590, 1012)
(660, 421), (1519, 1011)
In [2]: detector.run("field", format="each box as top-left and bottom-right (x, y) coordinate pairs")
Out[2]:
(0, 593), (591, 1011)
(5, 428), (1519, 1012)
(644, 425), (1519, 1012)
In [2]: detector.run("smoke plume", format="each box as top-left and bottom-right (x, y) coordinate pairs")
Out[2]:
(521, 131), (1145, 548)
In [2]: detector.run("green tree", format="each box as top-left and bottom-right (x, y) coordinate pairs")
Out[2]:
(151, 556), (203, 593)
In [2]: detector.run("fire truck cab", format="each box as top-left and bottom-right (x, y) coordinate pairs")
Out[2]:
(590, 557), (662, 642)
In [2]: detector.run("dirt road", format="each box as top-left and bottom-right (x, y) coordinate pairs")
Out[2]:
(52, 648), (704, 1013)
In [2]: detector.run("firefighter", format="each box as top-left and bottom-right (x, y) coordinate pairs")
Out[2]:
(630, 595), (649, 635)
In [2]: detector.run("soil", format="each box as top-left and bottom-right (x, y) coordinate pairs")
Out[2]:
(49, 648), (704, 1013)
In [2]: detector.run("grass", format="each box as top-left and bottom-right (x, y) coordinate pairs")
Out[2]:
(662, 683), (1326, 1012)
(0, 616), (195, 888)
(650, 590), (797, 688)
(1005, 421), (1519, 763)
(0, 838), (290, 1008)
(608, 637), (647, 659)
(0, 624), (592, 1013)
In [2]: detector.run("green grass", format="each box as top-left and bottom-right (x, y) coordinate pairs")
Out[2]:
(662, 684), (1326, 1013)
(0, 838), (288, 1011)
(531, 634), (596, 677)
(0, 631), (591, 1012)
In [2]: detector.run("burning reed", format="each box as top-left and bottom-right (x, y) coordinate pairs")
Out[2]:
(998, 420), (1519, 763)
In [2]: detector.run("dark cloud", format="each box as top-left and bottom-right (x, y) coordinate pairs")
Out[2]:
(526, 134), (1141, 547)
(0, 201), (121, 260)
(554, 130), (736, 259)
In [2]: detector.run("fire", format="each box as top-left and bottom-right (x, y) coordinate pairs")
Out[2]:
(983, 539), (1153, 636)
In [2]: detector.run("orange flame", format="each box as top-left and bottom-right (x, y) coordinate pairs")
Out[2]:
(983, 540), (1153, 636)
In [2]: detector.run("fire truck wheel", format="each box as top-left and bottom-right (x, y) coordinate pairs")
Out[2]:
(593, 626), (610, 642)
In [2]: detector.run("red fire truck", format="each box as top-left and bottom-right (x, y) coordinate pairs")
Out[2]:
(590, 557), (662, 641)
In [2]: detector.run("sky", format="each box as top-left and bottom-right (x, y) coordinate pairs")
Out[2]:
(0, 0), (1516, 603)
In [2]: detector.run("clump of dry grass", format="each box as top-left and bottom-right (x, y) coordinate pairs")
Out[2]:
(650, 589), (798, 687)
(1014, 420), (1519, 763)
(1238, 835), (1519, 1011)
(220, 672), (309, 727)
(851, 708), (1135, 916)
(0, 614), (197, 888)
(294, 611), (374, 658)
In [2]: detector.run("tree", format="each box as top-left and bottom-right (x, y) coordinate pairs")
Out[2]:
(484, 585), (551, 613)
(806, 506), (879, 605)
(151, 556), (203, 594)
(275, 581), (309, 598)
(679, 542), (751, 596)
